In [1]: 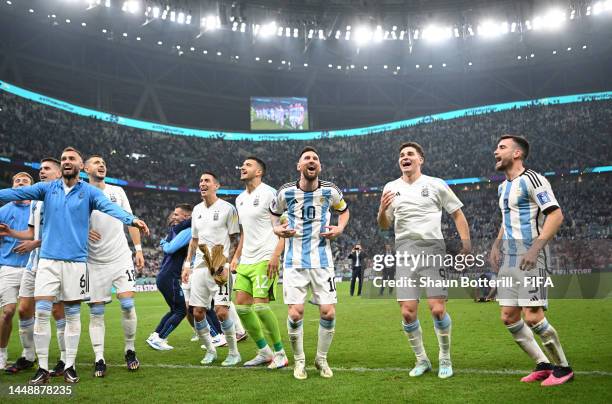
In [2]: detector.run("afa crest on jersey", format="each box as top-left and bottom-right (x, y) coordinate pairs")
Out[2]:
(213, 211), (219, 221)
(421, 186), (429, 197)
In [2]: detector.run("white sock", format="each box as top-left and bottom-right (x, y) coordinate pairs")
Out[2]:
(228, 302), (246, 335)
(119, 298), (137, 353)
(56, 318), (66, 363)
(195, 319), (215, 353)
(433, 313), (452, 361)
(19, 318), (36, 362)
(33, 301), (53, 371)
(317, 318), (335, 361)
(0, 347), (7, 365)
(403, 320), (429, 363)
(287, 318), (304, 362)
(531, 318), (569, 367)
(221, 319), (238, 355)
(64, 304), (82, 369)
(507, 320), (549, 364)
(89, 305), (105, 362)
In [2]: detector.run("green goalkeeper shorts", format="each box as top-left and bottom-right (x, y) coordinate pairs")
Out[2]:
(234, 260), (277, 300)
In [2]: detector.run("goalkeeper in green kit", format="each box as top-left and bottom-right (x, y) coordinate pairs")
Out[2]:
(230, 157), (288, 369)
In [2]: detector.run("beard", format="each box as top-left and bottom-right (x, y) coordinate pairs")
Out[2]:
(62, 168), (79, 179)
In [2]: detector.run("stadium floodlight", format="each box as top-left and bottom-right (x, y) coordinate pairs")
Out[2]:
(202, 15), (221, 31)
(373, 25), (383, 42)
(122, 1), (140, 15)
(105, 0), (110, 6)
(303, 63), (308, 67)
(422, 25), (452, 42)
(354, 26), (373, 45)
(259, 21), (277, 38)
(383, 64), (388, 69)
(532, 9), (566, 30)
(350, 64), (355, 69)
(477, 20), (509, 38)
(363, 65), (368, 70)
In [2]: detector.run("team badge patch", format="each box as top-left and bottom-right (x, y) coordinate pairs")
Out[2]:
(421, 187), (429, 197)
(213, 211), (219, 221)
(253, 196), (260, 206)
(110, 195), (117, 202)
(537, 191), (551, 205)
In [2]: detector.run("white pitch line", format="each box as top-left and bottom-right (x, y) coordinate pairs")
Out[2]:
(76, 363), (612, 377)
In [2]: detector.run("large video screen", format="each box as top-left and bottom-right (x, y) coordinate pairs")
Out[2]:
(250, 97), (309, 130)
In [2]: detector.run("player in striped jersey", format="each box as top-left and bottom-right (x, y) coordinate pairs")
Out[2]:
(3, 159), (66, 377)
(269, 147), (350, 380)
(491, 135), (573, 386)
(84, 155), (144, 376)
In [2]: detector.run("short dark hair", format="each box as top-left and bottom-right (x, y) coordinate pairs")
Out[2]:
(245, 156), (266, 177)
(299, 146), (319, 159)
(62, 146), (83, 159)
(201, 171), (219, 184)
(175, 203), (193, 213)
(85, 154), (105, 164)
(499, 135), (530, 160)
(399, 142), (425, 159)
(41, 157), (60, 168)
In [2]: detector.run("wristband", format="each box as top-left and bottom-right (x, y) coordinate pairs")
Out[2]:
(134, 244), (142, 252)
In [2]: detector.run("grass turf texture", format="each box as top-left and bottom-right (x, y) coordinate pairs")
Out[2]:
(1, 282), (611, 403)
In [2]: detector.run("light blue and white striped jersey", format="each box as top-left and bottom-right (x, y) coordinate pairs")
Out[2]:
(498, 168), (559, 257)
(270, 180), (348, 269)
(25, 200), (43, 271)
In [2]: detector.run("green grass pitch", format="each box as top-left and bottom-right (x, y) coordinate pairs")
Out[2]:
(1, 282), (611, 403)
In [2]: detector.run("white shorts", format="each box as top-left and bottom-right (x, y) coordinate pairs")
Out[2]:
(19, 268), (37, 298)
(283, 267), (337, 305)
(181, 279), (191, 304)
(0, 266), (24, 307)
(189, 266), (231, 309)
(497, 253), (549, 307)
(88, 253), (136, 303)
(35, 259), (89, 302)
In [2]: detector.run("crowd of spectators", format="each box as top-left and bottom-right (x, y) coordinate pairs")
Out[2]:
(0, 92), (610, 279)
(1, 92), (611, 190)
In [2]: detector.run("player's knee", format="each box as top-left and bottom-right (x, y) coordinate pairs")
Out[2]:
(500, 310), (519, 326)
(18, 303), (32, 319)
(319, 306), (335, 320)
(51, 303), (64, 320)
(429, 305), (446, 320)
(192, 307), (205, 321)
(288, 306), (304, 322)
(2, 305), (16, 320)
(523, 310), (544, 327)
(400, 306), (417, 323)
